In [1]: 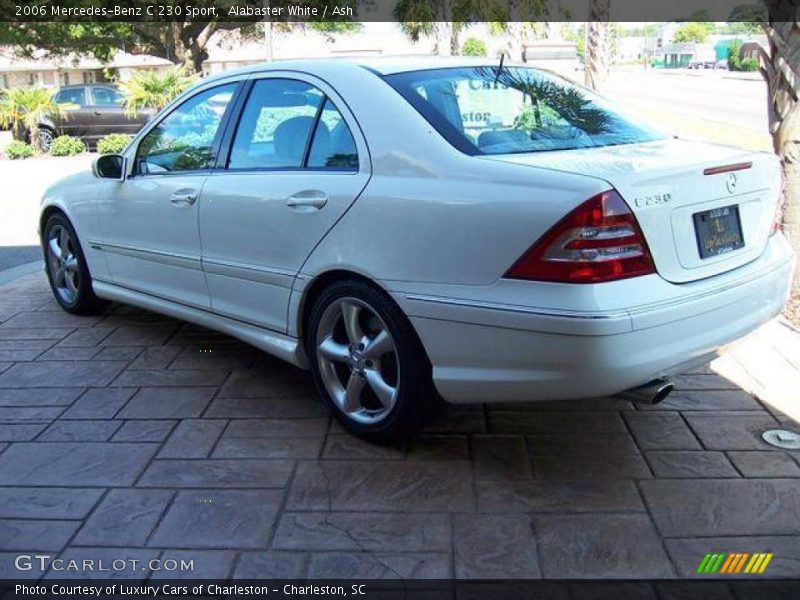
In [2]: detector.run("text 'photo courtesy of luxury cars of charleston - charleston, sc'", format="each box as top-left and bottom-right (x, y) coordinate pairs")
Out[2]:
(14, 583), (368, 596)
(0, 0), (798, 595)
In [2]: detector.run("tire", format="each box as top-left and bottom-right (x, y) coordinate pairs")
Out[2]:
(37, 127), (54, 153)
(306, 279), (439, 440)
(42, 213), (106, 315)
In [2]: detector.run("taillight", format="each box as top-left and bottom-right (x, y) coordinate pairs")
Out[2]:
(505, 190), (656, 283)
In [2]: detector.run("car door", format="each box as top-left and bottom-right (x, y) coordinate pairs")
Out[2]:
(97, 81), (240, 309)
(53, 87), (91, 137)
(88, 86), (142, 138)
(199, 75), (370, 332)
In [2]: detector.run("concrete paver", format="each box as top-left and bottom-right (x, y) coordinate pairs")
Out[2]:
(0, 272), (798, 579)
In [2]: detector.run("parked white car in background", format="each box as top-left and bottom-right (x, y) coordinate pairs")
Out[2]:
(40, 58), (794, 438)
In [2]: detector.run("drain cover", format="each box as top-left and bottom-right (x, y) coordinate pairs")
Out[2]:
(762, 429), (800, 450)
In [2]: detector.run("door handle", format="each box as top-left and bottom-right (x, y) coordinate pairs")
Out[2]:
(286, 191), (328, 211)
(170, 191), (198, 207)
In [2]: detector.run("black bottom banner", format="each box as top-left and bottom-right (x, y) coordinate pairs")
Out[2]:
(3, 580), (800, 600)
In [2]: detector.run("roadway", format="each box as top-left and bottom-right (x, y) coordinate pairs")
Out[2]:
(603, 68), (768, 134)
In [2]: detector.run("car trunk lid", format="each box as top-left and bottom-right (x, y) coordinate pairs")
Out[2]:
(482, 138), (781, 283)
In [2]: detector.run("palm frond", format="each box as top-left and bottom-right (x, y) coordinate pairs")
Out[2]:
(118, 66), (198, 117)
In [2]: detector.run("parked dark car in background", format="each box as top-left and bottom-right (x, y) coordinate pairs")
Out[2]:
(37, 84), (151, 151)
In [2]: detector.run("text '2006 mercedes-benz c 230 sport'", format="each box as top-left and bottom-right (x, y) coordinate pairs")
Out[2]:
(39, 58), (795, 439)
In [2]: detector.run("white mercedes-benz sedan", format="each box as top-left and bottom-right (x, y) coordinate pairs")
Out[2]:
(40, 58), (794, 438)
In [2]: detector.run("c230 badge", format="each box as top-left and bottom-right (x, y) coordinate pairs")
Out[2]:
(633, 190), (673, 208)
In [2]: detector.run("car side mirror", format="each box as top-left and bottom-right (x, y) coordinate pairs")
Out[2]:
(92, 154), (126, 181)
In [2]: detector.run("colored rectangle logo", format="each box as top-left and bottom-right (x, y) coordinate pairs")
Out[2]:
(697, 552), (773, 575)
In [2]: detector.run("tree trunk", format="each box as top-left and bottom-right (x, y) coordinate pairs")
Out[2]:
(173, 42), (207, 75)
(585, 21), (610, 90)
(450, 25), (461, 56)
(584, 0), (611, 91)
(12, 123), (24, 142)
(433, 21), (453, 56)
(506, 21), (525, 62)
(759, 17), (800, 310)
(171, 22), (214, 74)
(28, 123), (43, 154)
(784, 157), (800, 258)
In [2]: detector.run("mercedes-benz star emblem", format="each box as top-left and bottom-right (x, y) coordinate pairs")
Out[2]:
(726, 172), (738, 194)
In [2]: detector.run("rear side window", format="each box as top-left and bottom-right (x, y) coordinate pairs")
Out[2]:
(228, 78), (358, 171)
(229, 79), (322, 170)
(90, 87), (124, 106)
(54, 88), (85, 106)
(308, 99), (359, 170)
(385, 67), (664, 155)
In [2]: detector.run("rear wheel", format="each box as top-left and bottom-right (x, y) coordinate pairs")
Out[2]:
(307, 280), (437, 439)
(43, 213), (105, 315)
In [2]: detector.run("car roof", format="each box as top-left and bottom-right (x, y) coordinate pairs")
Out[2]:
(58, 83), (118, 89)
(202, 55), (519, 85)
(345, 55), (512, 75)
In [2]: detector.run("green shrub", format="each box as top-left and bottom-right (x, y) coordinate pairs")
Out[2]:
(96, 133), (133, 155)
(462, 37), (488, 57)
(4, 140), (34, 159)
(728, 39), (743, 70)
(49, 135), (85, 156)
(739, 57), (760, 71)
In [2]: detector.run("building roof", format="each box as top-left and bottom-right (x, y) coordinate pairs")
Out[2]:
(0, 46), (172, 71)
(0, 24), (439, 73)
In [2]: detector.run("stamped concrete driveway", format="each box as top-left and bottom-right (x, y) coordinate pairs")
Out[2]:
(0, 273), (799, 581)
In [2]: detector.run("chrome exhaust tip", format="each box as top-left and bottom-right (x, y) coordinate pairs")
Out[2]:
(617, 378), (674, 405)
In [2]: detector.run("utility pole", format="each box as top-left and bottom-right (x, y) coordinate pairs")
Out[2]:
(263, 0), (274, 61)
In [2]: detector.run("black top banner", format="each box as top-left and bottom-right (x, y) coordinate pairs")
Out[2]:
(1, 0), (797, 23)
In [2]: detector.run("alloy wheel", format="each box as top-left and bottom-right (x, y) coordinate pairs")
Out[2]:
(46, 224), (81, 304)
(38, 129), (54, 152)
(316, 297), (399, 424)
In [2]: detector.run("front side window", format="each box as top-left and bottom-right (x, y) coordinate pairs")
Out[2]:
(228, 78), (358, 171)
(91, 87), (124, 106)
(136, 83), (236, 174)
(385, 67), (665, 155)
(54, 88), (85, 106)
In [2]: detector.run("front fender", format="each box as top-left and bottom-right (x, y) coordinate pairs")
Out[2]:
(40, 171), (110, 281)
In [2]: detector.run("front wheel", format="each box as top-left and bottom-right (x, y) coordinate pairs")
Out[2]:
(307, 280), (437, 440)
(37, 128), (54, 153)
(43, 213), (105, 315)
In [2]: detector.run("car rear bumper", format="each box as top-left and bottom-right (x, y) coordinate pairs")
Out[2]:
(393, 235), (795, 403)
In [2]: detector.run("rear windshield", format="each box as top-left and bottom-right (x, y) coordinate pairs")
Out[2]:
(384, 67), (665, 155)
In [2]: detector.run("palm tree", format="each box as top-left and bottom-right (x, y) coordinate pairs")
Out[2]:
(0, 86), (66, 153)
(118, 66), (197, 117)
(584, 0), (611, 91)
(489, 1), (550, 61)
(394, 0), (470, 55)
(757, 10), (800, 315)
(730, 1), (800, 318)
(0, 89), (25, 141)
